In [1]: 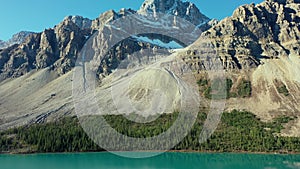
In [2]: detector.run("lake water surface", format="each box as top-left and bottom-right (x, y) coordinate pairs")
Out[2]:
(1, 152), (300, 169)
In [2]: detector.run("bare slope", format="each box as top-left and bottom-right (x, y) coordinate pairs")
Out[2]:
(0, 0), (300, 138)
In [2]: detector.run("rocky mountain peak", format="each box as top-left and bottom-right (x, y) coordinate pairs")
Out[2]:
(91, 10), (121, 30)
(1, 0), (300, 133)
(139, 0), (181, 13)
(0, 31), (34, 49)
(187, 0), (300, 71)
(63, 15), (92, 30)
(138, 0), (210, 26)
(267, 0), (300, 4)
(56, 17), (82, 33)
(119, 8), (136, 16)
(9, 31), (33, 43)
(99, 10), (119, 23)
(91, 9), (136, 30)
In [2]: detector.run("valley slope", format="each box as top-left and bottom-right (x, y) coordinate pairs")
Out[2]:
(0, 0), (299, 138)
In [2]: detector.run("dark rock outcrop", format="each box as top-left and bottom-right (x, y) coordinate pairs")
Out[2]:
(0, 0), (211, 81)
(0, 18), (91, 80)
(184, 0), (300, 71)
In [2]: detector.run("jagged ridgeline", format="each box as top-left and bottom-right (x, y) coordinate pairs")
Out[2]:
(0, 0), (211, 80)
(0, 0), (299, 143)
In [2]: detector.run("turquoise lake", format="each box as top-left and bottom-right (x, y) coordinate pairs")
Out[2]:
(1, 152), (300, 169)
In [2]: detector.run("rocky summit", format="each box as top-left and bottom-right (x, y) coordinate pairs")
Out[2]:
(185, 0), (300, 137)
(0, 0), (210, 81)
(0, 31), (34, 49)
(183, 0), (300, 71)
(0, 19), (90, 80)
(0, 0), (299, 137)
(138, 0), (210, 26)
(0, 0), (211, 129)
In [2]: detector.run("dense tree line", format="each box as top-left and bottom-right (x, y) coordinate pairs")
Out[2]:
(198, 78), (252, 99)
(0, 118), (102, 153)
(0, 110), (300, 153)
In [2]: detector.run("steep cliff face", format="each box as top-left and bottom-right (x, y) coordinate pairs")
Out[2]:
(0, 0), (212, 130)
(138, 0), (210, 26)
(182, 0), (300, 71)
(181, 0), (300, 136)
(0, 0), (211, 81)
(0, 19), (90, 80)
(232, 0), (300, 56)
(65, 15), (92, 30)
(1, 0), (299, 136)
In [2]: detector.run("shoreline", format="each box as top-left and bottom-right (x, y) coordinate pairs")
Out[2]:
(2, 149), (300, 155)
(2, 111), (300, 156)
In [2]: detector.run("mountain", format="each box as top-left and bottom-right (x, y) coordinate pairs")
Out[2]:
(65, 15), (92, 30)
(192, 0), (300, 70)
(0, 40), (5, 48)
(0, 0), (210, 80)
(0, 0), (299, 138)
(92, 9), (136, 29)
(183, 0), (300, 136)
(0, 19), (90, 80)
(138, 0), (210, 26)
(0, 0), (211, 129)
(0, 31), (34, 49)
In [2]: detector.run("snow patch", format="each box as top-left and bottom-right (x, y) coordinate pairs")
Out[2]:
(132, 35), (183, 49)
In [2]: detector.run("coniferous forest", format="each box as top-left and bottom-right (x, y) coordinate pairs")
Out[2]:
(1, 110), (300, 154)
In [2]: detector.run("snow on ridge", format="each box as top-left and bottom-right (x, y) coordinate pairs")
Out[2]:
(132, 35), (183, 49)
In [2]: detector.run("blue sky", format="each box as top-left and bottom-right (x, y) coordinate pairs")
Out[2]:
(0, 0), (263, 40)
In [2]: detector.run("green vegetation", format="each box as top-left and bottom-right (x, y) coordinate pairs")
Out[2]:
(104, 113), (178, 138)
(193, 111), (299, 153)
(198, 78), (251, 99)
(236, 80), (252, 98)
(197, 79), (208, 87)
(274, 79), (290, 97)
(199, 78), (233, 99)
(0, 111), (300, 153)
(277, 85), (290, 96)
(0, 118), (102, 153)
